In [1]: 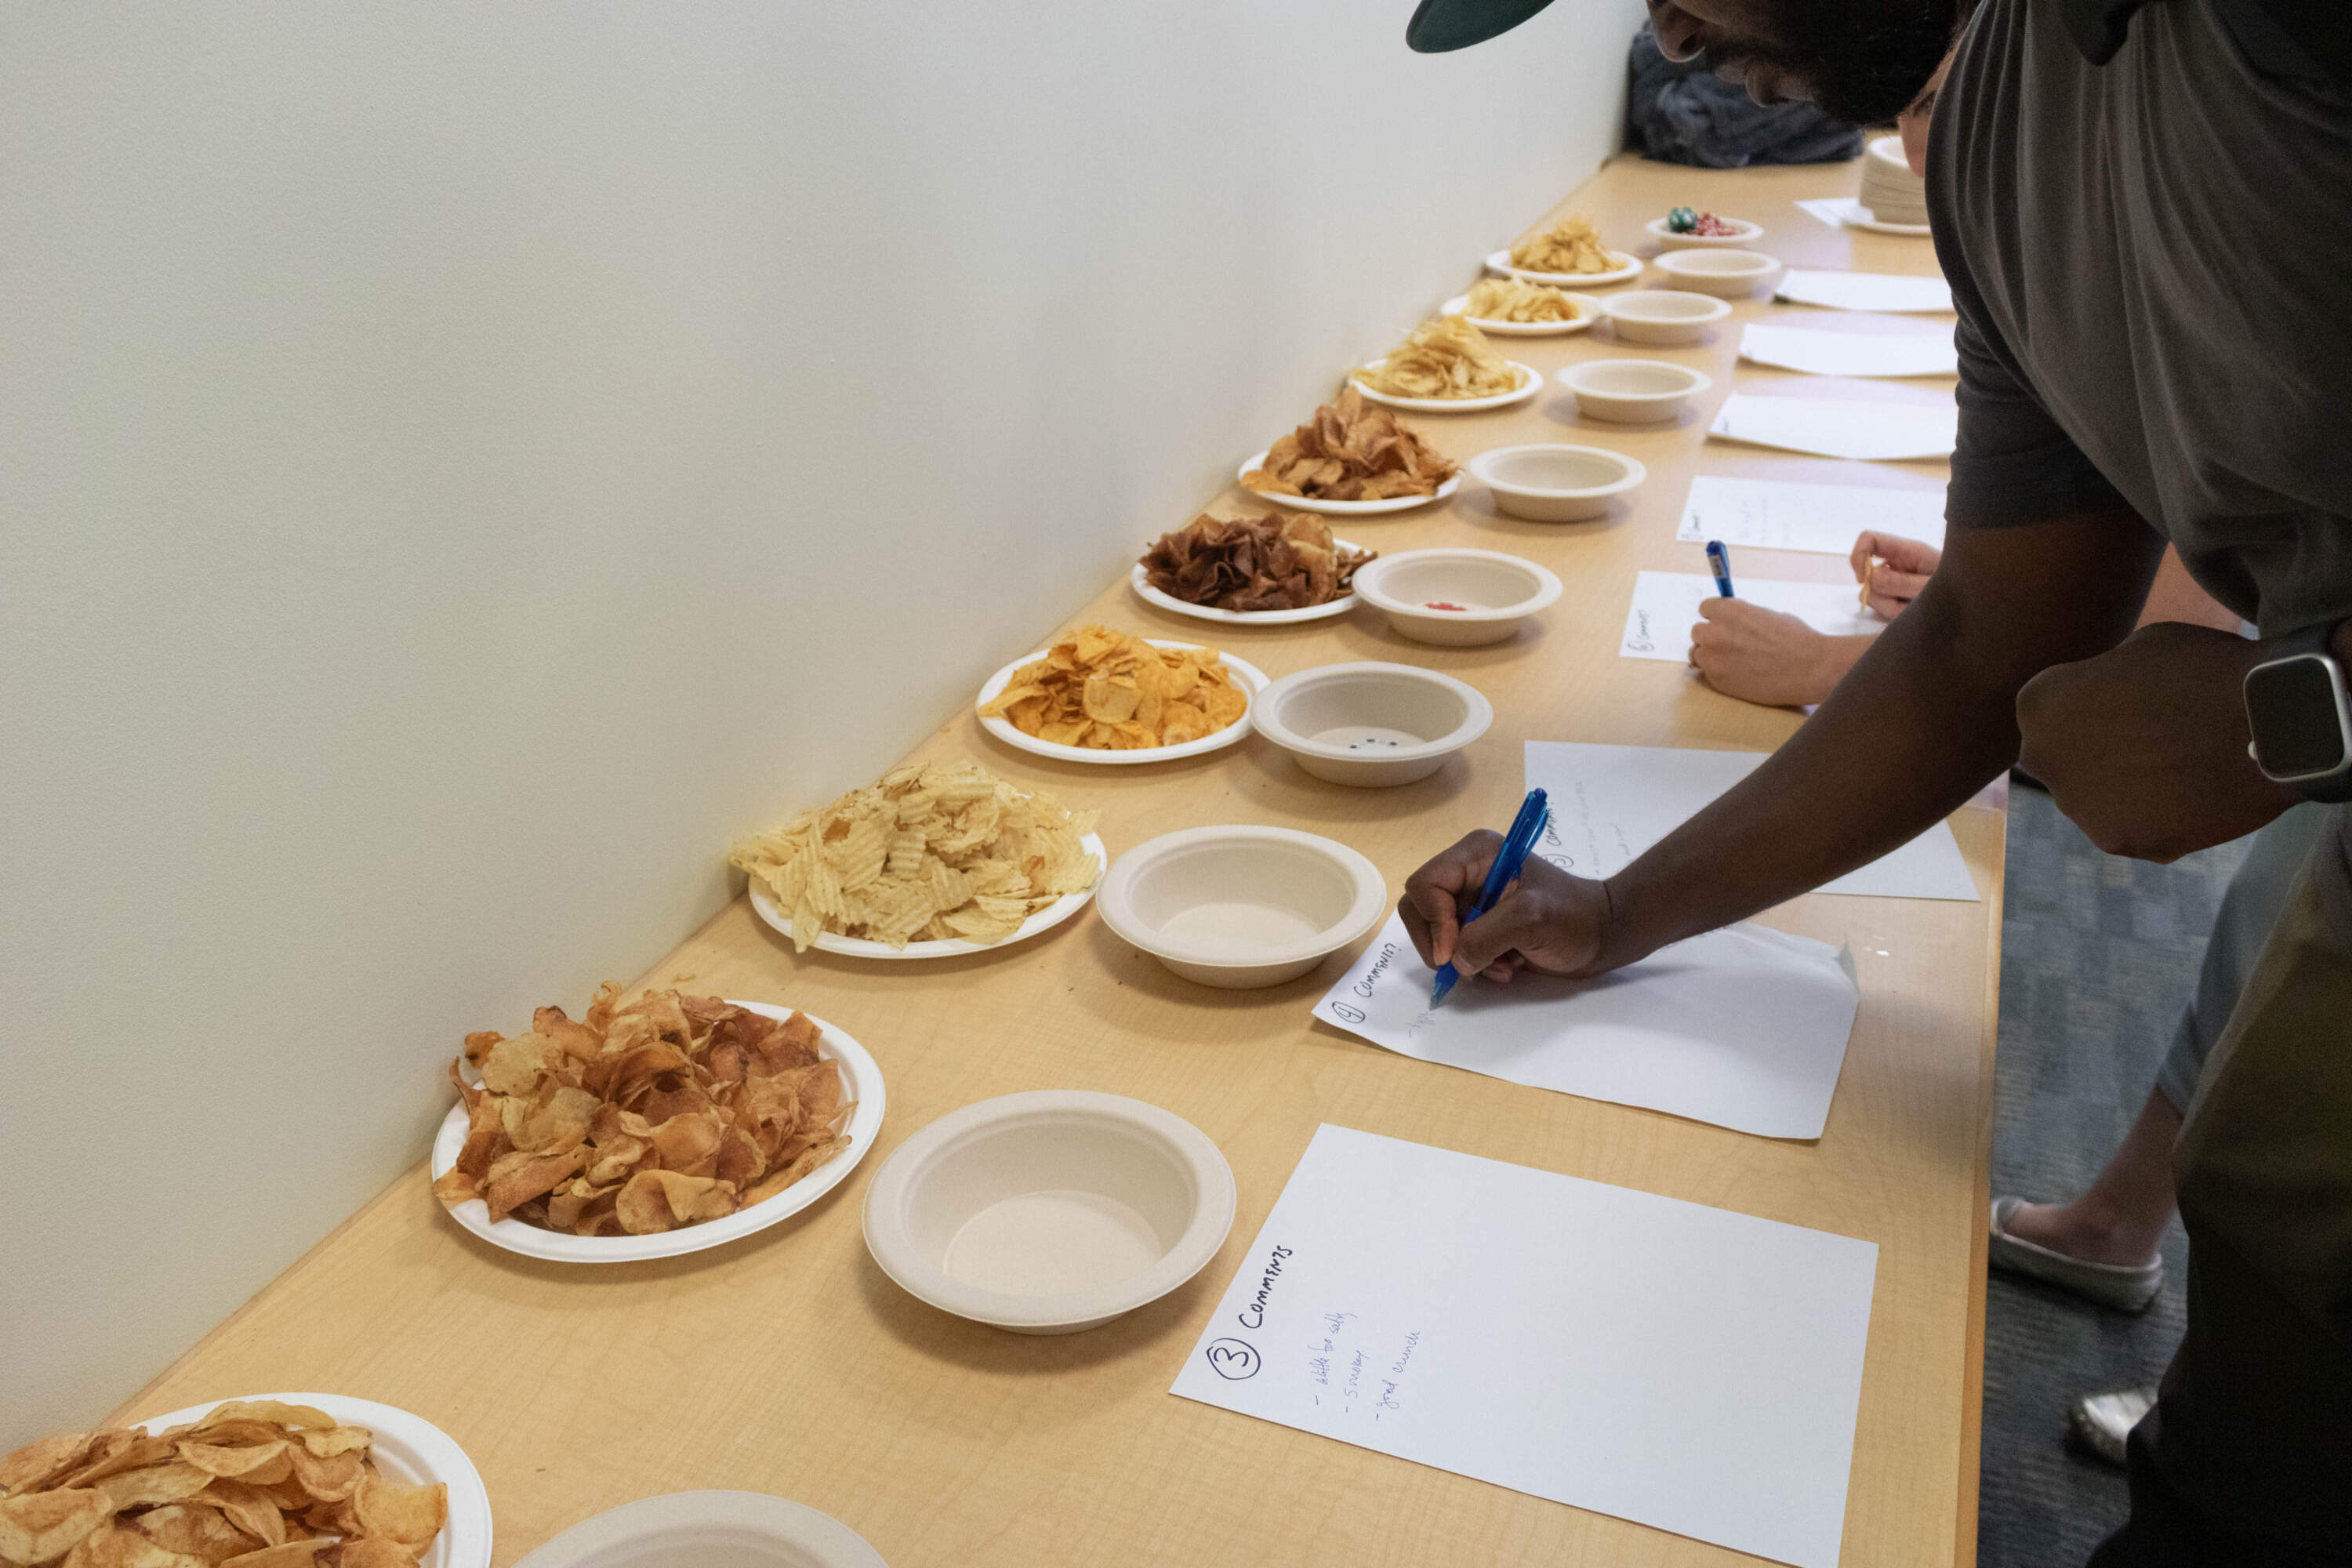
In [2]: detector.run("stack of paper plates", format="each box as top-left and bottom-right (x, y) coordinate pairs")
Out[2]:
(1860, 136), (1928, 227)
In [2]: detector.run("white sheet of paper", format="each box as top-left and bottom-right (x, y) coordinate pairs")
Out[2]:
(1316, 915), (1860, 1137)
(1676, 475), (1947, 555)
(1526, 739), (1982, 902)
(1740, 322), (1958, 378)
(1709, 392), (1957, 460)
(1775, 267), (1952, 313)
(1171, 1126), (1878, 1568)
(1619, 570), (1881, 665)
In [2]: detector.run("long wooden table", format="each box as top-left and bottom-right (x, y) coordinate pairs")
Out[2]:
(114, 155), (1999, 1567)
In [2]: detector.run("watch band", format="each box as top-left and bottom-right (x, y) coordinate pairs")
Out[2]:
(2249, 619), (2352, 803)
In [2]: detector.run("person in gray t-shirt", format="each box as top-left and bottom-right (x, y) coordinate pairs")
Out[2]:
(1401, 0), (2351, 1560)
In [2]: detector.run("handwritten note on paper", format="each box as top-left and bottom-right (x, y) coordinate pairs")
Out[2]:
(1526, 739), (1981, 902)
(1709, 392), (1958, 460)
(1775, 268), (1953, 313)
(1677, 475), (1947, 556)
(1172, 1126), (1879, 1568)
(1740, 322), (1958, 379)
(1619, 569), (1881, 666)
(1313, 916), (1860, 1136)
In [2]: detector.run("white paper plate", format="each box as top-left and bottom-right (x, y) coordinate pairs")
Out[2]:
(1642, 213), (1766, 247)
(1485, 248), (1643, 288)
(1128, 539), (1370, 626)
(137, 1393), (492, 1568)
(430, 1004), (884, 1264)
(1234, 451), (1457, 516)
(748, 834), (1105, 958)
(975, 640), (1269, 765)
(1436, 292), (1596, 337)
(1848, 205), (1932, 237)
(514, 1491), (887, 1568)
(1348, 361), (1541, 414)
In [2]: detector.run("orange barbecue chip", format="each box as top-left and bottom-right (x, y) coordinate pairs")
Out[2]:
(0, 1405), (444, 1568)
(431, 985), (851, 1236)
(979, 626), (1248, 752)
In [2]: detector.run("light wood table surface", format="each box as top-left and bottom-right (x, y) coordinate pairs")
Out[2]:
(116, 154), (1999, 1568)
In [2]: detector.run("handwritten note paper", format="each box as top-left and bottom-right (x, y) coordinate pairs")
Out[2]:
(1526, 739), (1980, 901)
(1710, 392), (1958, 460)
(1314, 915), (1859, 1136)
(1677, 475), (1946, 555)
(1172, 1125), (1879, 1568)
(1619, 570), (1881, 666)
(1740, 322), (1958, 379)
(1775, 268), (1952, 313)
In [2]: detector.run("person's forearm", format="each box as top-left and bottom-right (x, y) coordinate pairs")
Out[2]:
(1594, 513), (2164, 967)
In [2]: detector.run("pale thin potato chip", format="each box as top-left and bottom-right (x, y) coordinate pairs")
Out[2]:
(1462, 276), (1591, 324)
(1508, 211), (1617, 274)
(1354, 315), (1519, 400)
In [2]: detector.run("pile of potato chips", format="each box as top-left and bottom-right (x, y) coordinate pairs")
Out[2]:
(732, 761), (1098, 949)
(1242, 390), (1456, 502)
(1141, 512), (1370, 612)
(433, 986), (849, 1234)
(1508, 212), (1617, 275)
(1463, 276), (1592, 324)
(1354, 315), (1521, 400)
(0, 1400), (445, 1568)
(982, 626), (1248, 752)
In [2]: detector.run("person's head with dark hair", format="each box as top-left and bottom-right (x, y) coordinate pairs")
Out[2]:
(1410, 0), (1963, 126)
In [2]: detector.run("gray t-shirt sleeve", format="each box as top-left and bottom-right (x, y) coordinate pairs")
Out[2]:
(1947, 299), (2132, 528)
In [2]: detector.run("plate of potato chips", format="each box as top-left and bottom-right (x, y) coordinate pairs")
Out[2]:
(0, 1393), (491, 1568)
(1485, 248), (1641, 289)
(1439, 281), (1599, 336)
(735, 761), (1103, 956)
(977, 626), (1266, 765)
(1132, 514), (1370, 627)
(1350, 358), (1540, 413)
(429, 991), (883, 1263)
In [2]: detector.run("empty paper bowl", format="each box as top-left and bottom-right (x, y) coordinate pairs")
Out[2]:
(1558, 359), (1712, 423)
(1350, 548), (1562, 645)
(1098, 825), (1390, 984)
(1468, 444), (1647, 522)
(1252, 662), (1494, 787)
(514, 1493), (887, 1568)
(1654, 248), (1784, 298)
(1644, 213), (1763, 249)
(862, 1089), (1236, 1331)
(1601, 289), (1732, 346)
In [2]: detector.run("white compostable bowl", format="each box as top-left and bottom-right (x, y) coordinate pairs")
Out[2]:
(1468, 444), (1647, 522)
(1558, 358), (1713, 423)
(1097, 825), (1390, 985)
(1643, 213), (1764, 249)
(1349, 548), (1562, 647)
(1251, 662), (1494, 788)
(1653, 248), (1784, 298)
(514, 1493), (886, 1568)
(1601, 289), (1732, 346)
(862, 1090), (1236, 1331)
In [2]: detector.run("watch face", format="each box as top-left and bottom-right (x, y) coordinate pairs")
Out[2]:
(2246, 655), (2350, 779)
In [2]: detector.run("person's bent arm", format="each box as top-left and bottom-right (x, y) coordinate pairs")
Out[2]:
(1403, 509), (2170, 981)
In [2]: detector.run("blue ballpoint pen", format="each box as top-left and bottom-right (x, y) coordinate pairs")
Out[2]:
(1705, 539), (1735, 598)
(1430, 787), (1551, 1007)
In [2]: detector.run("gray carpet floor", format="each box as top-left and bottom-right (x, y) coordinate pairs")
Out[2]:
(1976, 787), (2251, 1565)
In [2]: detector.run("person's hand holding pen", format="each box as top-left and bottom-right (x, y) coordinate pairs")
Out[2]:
(1851, 531), (1943, 619)
(1400, 837), (1613, 984)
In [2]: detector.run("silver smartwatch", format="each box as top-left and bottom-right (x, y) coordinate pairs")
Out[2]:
(2243, 620), (2352, 803)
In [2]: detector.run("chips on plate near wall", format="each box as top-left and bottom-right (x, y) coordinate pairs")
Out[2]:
(1508, 212), (1619, 275)
(1242, 389), (1456, 502)
(0, 1400), (446, 1568)
(432, 985), (851, 1236)
(1354, 315), (1521, 400)
(1463, 276), (1591, 325)
(981, 626), (1248, 751)
(731, 760), (1099, 949)
(1141, 512), (1371, 612)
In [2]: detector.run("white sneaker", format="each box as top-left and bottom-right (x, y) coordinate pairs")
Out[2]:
(2070, 1385), (2158, 1466)
(1987, 1196), (2165, 1312)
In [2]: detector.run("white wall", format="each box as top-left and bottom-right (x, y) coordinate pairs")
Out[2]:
(0, 0), (1639, 1441)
